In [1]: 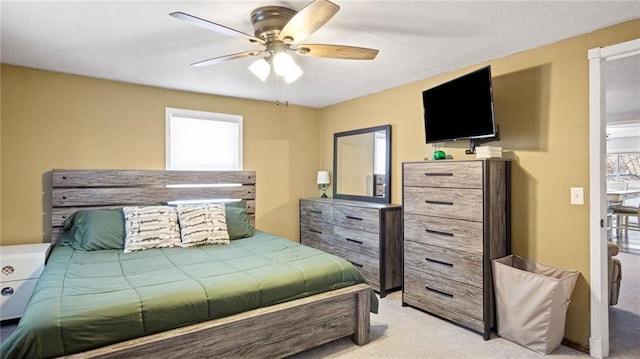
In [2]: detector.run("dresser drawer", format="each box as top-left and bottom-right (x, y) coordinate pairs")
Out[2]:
(300, 200), (334, 224)
(404, 187), (483, 222)
(333, 205), (379, 233)
(404, 240), (483, 287)
(1, 278), (38, 320)
(404, 267), (483, 322)
(332, 246), (380, 290)
(404, 214), (483, 254)
(333, 226), (380, 258)
(403, 161), (483, 189)
(303, 240), (332, 253)
(300, 220), (334, 252)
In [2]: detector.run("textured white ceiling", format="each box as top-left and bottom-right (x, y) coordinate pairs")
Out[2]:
(2, 1), (639, 108)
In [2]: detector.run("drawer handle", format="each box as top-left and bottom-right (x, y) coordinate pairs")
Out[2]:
(424, 172), (453, 177)
(425, 257), (454, 267)
(309, 210), (322, 214)
(1, 265), (15, 276)
(309, 229), (322, 234)
(425, 229), (454, 237)
(345, 216), (363, 221)
(1, 287), (14, 297)
(346, 238), (363, 245)
(425, 286), (453, 298)
(425, 200), (453, 206)
(348, 260), (363, 268)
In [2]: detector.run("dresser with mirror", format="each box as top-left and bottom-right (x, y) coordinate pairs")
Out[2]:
(300, 125), (403, 297)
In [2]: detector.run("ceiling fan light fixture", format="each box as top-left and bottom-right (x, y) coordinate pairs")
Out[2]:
(173, 1), (379, 86)
(272, 52), (293, 76)
(249, 58), (271, 81)
(273, 52), (303, 83)
(284, 62), (303, 83)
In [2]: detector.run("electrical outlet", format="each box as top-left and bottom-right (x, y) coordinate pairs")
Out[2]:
(570, 187), (584, 205)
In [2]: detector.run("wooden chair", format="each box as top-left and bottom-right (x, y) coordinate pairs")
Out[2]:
(608, 181), (638, 239)
(612, 203), (640, 239)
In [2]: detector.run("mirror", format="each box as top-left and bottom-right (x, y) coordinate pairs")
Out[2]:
(333, 124), (391, 203)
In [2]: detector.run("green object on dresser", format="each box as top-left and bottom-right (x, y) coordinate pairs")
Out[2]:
(433, 150), (446, 160)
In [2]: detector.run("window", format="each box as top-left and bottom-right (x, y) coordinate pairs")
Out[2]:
(166, 108), (243, 170)
(606, 153), (640, 189)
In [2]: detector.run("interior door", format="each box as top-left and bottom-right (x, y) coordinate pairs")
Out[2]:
(589, 38), (640, 359)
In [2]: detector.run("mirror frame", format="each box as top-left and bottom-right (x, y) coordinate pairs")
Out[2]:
(333, 124), (391, 203)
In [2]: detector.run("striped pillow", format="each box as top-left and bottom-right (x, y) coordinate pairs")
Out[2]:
(122, 206), (181, 253)
(176, 203), (230, 247)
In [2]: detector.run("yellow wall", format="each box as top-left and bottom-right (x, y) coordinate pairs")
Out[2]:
(1, 65), (320, 245)
(319, 19), (640, 347)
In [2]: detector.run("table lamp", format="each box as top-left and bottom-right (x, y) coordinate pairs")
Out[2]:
(317, 171), (330, 198)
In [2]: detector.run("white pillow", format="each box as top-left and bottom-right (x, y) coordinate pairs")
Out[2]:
(176, 203), (230, 247)
(122, 206), (181, 253)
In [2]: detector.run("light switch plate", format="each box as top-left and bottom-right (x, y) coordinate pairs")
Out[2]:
(570, 187), (584, 205)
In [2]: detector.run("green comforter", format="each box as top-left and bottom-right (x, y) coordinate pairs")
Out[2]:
(1, 231), (376, 358)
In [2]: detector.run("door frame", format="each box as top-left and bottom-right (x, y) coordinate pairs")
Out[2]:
(588, 38), (640, 359)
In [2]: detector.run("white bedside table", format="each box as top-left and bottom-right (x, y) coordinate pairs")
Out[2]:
(0, 243), (51, 320)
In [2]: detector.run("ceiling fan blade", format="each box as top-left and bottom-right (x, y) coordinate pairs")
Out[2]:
(295, 44), (379, 60)
(191, 51), (264, 67)
(279, 0), (339, 44)
(170, 12), (264, 45)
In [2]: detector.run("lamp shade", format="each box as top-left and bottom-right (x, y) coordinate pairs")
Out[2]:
(273, 52), (303, 83)
(283, 62), (303, 83)
(248, 58), (271, 82)
(316, 171), (330, 185)
(273, 52), (294, 76)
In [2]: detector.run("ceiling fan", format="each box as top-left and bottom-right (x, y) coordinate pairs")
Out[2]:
(170, 0), (379, 83)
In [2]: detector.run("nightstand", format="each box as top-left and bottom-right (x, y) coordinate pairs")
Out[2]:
(0, 243), (51, 320)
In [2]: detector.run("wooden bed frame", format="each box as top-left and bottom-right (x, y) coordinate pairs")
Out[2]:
(47, 169), (371, 358)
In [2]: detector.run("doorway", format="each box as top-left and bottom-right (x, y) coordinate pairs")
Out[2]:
(589, 38), (640, 358)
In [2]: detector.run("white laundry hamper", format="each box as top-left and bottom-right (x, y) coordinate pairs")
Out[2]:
(492, 255), (579, 354)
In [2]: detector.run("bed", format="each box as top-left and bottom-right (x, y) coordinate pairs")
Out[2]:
(1, 169), (374, 358)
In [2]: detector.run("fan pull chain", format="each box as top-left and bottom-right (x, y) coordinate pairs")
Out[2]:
(274, 75), (289, 107)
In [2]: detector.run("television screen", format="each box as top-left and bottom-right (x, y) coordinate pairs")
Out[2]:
(423, 66), (496, 143)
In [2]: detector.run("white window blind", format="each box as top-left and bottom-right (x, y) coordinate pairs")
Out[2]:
(166, 108), (243, 170)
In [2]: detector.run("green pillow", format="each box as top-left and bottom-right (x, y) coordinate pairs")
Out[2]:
(224, 201), (254, 239)
(61, 208), (126, 250)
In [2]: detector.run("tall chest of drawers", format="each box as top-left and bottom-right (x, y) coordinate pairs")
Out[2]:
(402, 160), (510, 339)
(300, 198), (403, 297)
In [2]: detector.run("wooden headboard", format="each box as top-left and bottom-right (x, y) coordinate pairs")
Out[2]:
(49, 169), (256, 245)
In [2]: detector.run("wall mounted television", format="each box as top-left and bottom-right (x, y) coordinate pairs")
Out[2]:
(422, 65), (498, 154)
